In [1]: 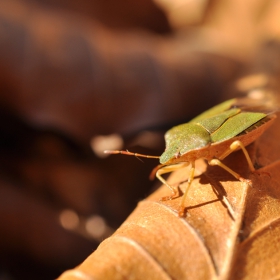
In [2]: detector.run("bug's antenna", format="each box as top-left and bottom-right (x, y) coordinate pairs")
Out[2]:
(104, 150), (160, 159)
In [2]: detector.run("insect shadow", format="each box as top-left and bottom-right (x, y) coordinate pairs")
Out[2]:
(175, 168), (236, 220)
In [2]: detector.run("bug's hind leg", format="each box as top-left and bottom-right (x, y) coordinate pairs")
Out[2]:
(208, 140), (253, 185)
(226, 140), (271, 178)
(156, 163), (190, 201)
(208, 158), (252, 185)
(218, 140), (255, 172)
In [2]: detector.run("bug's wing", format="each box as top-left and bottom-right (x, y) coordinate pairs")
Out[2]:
(210, 112), (267, 143)
(189, 99), (236, 123)
(196, 108), (240, 134)
(190, 97), (278, 124)
(189, 96), (277, 143)
(233, 97), (278, 115)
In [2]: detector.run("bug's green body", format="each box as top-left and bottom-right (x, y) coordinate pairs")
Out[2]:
(105, 97), (277, 217)
(160, 99), (268, 164)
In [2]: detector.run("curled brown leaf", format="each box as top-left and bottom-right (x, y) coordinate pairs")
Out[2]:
(58, 114), (280, 280)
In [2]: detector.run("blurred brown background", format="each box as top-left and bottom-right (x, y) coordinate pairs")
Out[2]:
(0, 0), (279, 279)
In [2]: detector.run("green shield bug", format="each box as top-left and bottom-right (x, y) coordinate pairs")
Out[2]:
(105, 97), (277, 217)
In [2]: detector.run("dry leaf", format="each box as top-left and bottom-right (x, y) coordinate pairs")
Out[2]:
(58, 112), (280, 280)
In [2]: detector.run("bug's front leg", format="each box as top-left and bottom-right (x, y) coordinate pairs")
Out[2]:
(156, 162), (190, 201)
(178, 161), (195, 217)
(156, 162), (195, 217)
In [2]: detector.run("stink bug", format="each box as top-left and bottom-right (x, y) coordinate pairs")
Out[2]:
(105, 98), (276, 217)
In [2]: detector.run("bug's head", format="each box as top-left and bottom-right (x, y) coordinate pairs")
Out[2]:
(160, 146), (182, 164)
(160, 123), (210, 164)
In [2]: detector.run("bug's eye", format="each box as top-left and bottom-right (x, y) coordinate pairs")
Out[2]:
(174, 151), (181, 158)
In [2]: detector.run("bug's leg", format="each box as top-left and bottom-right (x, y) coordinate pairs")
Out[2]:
(225, 140), (271, 177)
(218, 140), (255, 172)
(178, 161), (195, 217)
(208, 159), (251, 185)
(156, 163), (189, 201)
